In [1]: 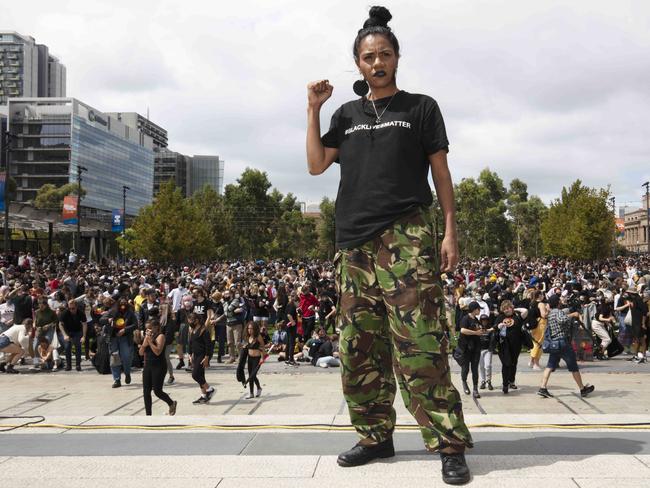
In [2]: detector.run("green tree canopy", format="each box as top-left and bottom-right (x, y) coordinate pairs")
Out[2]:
(128, 180), (215, 263)
(541, 180), (613, 259)
(34, 183), (87, 211)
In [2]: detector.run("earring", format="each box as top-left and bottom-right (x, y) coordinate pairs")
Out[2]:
(353, 78), (369, 97)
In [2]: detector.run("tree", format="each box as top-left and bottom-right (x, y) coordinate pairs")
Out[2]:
(128, 180), (214, 263)
(506, 179), (547, 257)
(34, 183), (86, 211)
(455, 168), (511, 257)
(223, 168), (278, 258)
(317, 197), (336, 260)
(191, 184), (232, 258)
(541, 180), (613, 259)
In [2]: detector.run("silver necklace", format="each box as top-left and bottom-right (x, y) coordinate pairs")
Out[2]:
(369, 91), (398, 124)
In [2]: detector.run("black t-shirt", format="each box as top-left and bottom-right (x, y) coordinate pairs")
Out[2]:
(319, 298), (334, 320)
(322, 91), (449, 249)
(11, 294), (33, 325)
(285, 303), (298, 326)
(60, 308), (86, 335)
(192, 299), (213, 326)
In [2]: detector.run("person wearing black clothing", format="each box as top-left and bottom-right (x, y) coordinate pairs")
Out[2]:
(58, 299), (87, 371)
(285, 293), (300, 365)
(318, 292), (336, 334)
(623, 288), (648, 363)
(8, 285), (33, 326)
(306, 7), (471, 482)
(138, 319), (176, 416)
(107, 298), (138, 388)
(138, 289), (159, 330)
(495, 300), (524, 394)
(189, 313), (215, 404)
(244, 321), (266, 399)
(210, 292), (227, 363)
(458, 302), (486, 399)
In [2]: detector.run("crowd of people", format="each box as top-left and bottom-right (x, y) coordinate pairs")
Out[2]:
(1, 251), (648, 409)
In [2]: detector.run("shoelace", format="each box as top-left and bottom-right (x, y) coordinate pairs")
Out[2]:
(442, 454), (465, 468)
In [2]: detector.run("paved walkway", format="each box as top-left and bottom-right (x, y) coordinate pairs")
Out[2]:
(1, 354), (649, 487)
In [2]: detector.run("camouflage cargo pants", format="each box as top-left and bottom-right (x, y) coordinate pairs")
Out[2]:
(334, 208), (473, 453)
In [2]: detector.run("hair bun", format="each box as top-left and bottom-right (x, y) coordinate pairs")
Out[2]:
(363, 5), (392, 29)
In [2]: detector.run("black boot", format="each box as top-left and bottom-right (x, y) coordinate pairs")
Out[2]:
(462, 381), (470, 395)
(176, 359), (185, 370)
(472, 387), (480, 399)
(479, 381), (486, 390)
(337, 438), (395, 467)
(441, 452), (471, 485)
(487, 380), (493, 391)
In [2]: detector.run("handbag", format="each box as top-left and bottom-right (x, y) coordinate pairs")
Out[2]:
(623, 309), (632, 327)
(542, 314), (563, 353)
(521, 326), (534, 350)
(452, 346), (466, 367)
(606, 336), (625, 358)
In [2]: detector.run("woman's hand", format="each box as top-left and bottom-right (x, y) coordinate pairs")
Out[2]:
(201, 357), (209, 368)
(307, 80), (333, 109)
(439, 234), (458, 272)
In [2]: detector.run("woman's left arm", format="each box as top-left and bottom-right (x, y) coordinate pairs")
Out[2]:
(150, 334), (166, 356)
(429, 150), (458, 273)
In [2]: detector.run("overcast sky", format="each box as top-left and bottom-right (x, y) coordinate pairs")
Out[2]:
(6, 0), (650, 211)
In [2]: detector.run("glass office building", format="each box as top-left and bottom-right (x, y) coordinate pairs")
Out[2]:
(190, 155), (224, 196)
(7, 98), (153, 215)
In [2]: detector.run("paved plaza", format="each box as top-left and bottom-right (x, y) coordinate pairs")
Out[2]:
(1, 355), (649, 487)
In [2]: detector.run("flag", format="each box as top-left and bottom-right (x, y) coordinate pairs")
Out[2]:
(62, 195), (78, 225)
(0, 172), (5, 212)
(112, 209), (124, 232)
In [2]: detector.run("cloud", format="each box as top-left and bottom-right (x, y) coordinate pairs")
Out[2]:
(4, 0), (650, 212)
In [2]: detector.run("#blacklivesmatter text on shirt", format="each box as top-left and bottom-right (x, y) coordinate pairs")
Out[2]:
(344, 120), (412, 136)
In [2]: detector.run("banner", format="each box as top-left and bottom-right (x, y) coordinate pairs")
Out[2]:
(615, 218), (625, 239)
(112, 209), (124, 232)
(0, 172), (5, 212)
(62, 195), (78, 225)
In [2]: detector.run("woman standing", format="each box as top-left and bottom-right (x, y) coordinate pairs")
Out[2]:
(495, 300), (524, 394)
(189, 313), (215, 404)
(138, 319), (176, 416)
(529, 290), (548, 370)
(458, 302), (485, 398)
(244, 321), (265, 399)
(306, 7), (472, 483)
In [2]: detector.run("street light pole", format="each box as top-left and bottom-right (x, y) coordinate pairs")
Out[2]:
(122, 185), (129, 263)
(641, 181), (650, 254)
(76, 165), (88, 254)
(3, 131), (14, 253)
(609, 196), (616, 259)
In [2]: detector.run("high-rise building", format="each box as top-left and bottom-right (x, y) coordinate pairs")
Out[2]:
(153, 148), (190, 197)
(6, 98), (153, 216)
(107, 112), (168, 149)
(190, 155), (224, 196)
(0, 32), (66, 104)
(0, 105), (7, 167)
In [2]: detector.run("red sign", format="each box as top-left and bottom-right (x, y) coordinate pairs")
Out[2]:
(62, 195), (78, 224)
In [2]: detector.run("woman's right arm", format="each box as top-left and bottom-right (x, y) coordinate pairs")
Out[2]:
(306, 80), (338, 175)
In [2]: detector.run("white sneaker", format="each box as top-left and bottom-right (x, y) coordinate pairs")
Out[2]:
(319, 363), (329, 368)
(255, 388), (262, 398)
(245, 392), (254, 399)
(532, 365), (542, 371)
